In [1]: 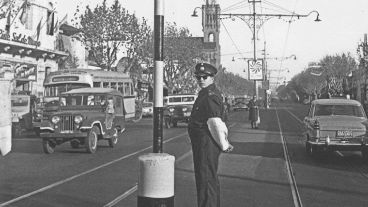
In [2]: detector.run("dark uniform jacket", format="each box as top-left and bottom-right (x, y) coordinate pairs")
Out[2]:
(189, 84), (224, 129)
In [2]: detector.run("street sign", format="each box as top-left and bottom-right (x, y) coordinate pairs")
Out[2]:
(248, 59), (264, 80)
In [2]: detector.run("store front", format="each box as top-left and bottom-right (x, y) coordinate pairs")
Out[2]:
(0, 34), (67, 97)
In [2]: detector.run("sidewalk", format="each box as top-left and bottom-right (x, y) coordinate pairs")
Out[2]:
(174, 115), (294, 207)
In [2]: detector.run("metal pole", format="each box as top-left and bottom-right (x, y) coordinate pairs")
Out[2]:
(137, 2), (175, 206)
(153, 0), (164, 153)
(252, 0), (258, 99)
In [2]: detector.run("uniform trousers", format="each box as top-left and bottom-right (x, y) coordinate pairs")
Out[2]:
(188, 127), (221, 207)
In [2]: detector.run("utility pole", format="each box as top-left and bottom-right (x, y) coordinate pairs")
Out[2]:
(250, 0), (260, 98)
(192, 1), (320, 100)
(199, 1), (320, 99)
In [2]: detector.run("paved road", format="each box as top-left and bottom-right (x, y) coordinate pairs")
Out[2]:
(1, 102), (368, 207)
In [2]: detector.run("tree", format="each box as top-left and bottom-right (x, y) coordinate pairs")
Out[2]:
(215, 69), (254, 97)
(285, 53), (357, 101)
(163, 22), (203, 94)
(73, 0), (152, 74)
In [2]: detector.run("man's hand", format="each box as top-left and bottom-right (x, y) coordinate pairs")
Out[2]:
(223, 144), (234, 153)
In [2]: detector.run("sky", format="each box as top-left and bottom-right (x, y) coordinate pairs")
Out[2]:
(56, 0), (368, 88)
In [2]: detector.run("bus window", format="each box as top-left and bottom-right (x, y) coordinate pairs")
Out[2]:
(124, 82), (130, 96)
(130, 83), (134, 95)
(111, 82), (117, 90)
(103, 82), (110, 88)
(118, 82), (124, 94)
(93, 82), (101, 88)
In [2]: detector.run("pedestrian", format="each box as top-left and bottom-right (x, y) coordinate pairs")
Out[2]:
(247, 96), (259, 129)
(105, 97), (115, 130)
(188, 62), (233, 207)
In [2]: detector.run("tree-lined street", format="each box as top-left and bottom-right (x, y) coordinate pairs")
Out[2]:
(2, 103), (368, 207)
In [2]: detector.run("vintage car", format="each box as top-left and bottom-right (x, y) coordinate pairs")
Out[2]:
(142, 102), (153, 117)
(40, 88), (126, 154)
(304, 98), (368, 159)
(232, 97), (249, 111)
(164, 94), (197, 128)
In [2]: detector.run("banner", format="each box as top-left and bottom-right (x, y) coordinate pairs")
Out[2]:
(248, 59), (264, 80)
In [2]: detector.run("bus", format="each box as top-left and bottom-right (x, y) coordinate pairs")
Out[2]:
(33, 69), (136, 132)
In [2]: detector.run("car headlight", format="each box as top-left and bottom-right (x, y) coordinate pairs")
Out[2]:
(182, 107), (187, 112)
(169, 108), (174, 112)
(74, 115), (83, 124)
(51, 116), (60, 124)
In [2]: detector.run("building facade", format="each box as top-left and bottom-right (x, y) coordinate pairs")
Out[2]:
(0, 0), (68, 97)
(201, 0), (221, 69)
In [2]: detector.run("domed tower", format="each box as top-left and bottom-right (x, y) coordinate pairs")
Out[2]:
(201, 0), (221, 68)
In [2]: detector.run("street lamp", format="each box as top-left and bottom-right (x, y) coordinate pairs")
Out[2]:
(191, 7), (202, 17)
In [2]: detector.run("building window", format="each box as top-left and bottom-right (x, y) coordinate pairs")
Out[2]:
(45, 67), (51, 79)
(208, 33), (214, 42)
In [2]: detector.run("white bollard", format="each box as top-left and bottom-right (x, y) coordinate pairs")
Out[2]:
(138, 153), (175, 207)
(0, 79), (12, 156)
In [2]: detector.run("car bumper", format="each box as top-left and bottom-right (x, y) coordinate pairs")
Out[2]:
(40, 132), (88, 139)
(307, 138), (368, 151)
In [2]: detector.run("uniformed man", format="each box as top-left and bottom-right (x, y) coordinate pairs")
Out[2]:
(188, 62), (233, 207)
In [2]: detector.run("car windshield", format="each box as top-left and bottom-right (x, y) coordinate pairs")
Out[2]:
(314, 104), (365, 117)
(60, 94), (107, 106)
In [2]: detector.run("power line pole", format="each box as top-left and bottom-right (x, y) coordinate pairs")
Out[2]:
(209, 1), (320, 99)
(250, 0), (260, 98)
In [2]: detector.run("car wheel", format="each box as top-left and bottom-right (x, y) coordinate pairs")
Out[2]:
(362, 147), (368, 160)
(70, 140), (80, 149)
(43, 139), (55, 154)
(86, 126), (99, 153)
(108, 128), (118, 148)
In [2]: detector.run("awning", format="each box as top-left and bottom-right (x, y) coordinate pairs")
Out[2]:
(0, 39), (68, 61)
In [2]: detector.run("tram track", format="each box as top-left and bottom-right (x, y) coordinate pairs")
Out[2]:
(275, 107), (303, 207)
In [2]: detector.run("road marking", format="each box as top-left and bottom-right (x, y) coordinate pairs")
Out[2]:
(104, 149), (193, 207)
(0, 132), (187, 206)
(275, 107), (303, 207)
(103, 184), (138, 207)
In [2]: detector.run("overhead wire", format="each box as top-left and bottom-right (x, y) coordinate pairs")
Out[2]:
(275, 0), (299, 88)
(220, 20), (246, 60)
(222, 0), (248, 13)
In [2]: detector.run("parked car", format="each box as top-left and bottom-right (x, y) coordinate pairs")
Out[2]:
(164, 94), (197, 128)
(142, 102), (153, 117)
(232, 97), (249, 111)
(40, 88), (126, 154)
(304, 98), (368, 159)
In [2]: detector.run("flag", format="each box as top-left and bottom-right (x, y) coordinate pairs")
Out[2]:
(46, 10), (54, 35)
(59, 14), (67, 26)
(54, 14), (67, 34)
(5, 9), (10, 33)
(36, 17), (42, 40)
(53, 19), (58, 33)
(19, 0), (28, 25)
